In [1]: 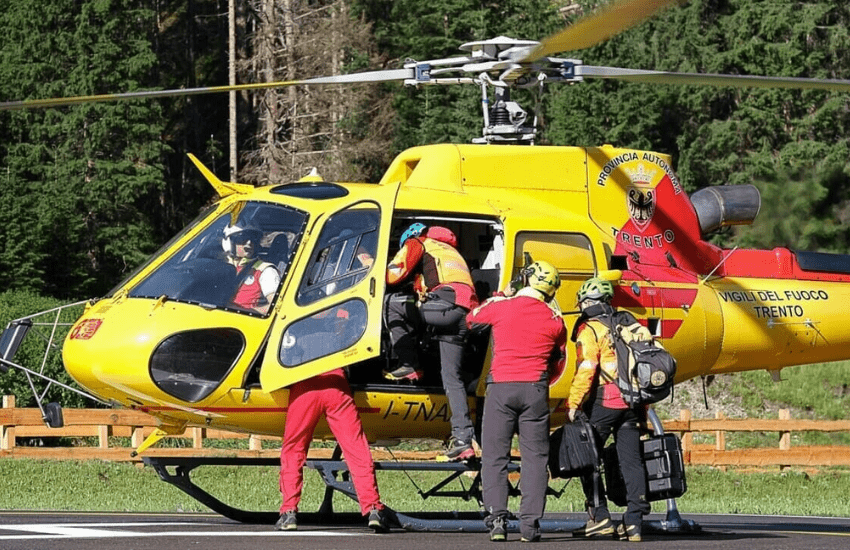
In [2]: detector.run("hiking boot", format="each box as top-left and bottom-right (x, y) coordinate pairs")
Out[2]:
(275, 510), (297, 531)
(616, 523), (642, 542)
(382, 364), (422, 381)
(441, 437), (476, 462)
(572, 517), (614, 537)
(488, 515), (507, 542)
(368, 507), (390, 533)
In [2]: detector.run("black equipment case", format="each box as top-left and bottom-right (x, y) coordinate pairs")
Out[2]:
(548, 414), (598, 479)
(603, 433), (686, 506)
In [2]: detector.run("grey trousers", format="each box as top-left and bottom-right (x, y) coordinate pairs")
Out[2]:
(481, 382), (550, 539)
(385, 290), (474, 443)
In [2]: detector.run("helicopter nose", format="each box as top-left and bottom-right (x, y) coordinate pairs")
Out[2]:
(63, 300), (246, 406)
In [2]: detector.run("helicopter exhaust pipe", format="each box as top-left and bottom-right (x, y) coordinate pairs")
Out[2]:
(690, 184), (761, 237)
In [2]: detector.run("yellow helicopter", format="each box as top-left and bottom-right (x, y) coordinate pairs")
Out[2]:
(4, 0), (850, 532)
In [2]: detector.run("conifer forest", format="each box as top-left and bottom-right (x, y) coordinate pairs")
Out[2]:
(2, 0), (850, 300)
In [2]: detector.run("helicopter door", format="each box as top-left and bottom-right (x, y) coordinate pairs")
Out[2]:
(260, 185), (398, 391)
(508, 230), (597, 399)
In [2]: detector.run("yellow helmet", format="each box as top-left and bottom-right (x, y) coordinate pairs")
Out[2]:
(525, 261), (560, 298)
(577, 277), (614, 302)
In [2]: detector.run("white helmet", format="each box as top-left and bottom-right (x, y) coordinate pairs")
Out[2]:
(222, 223), (262, 255)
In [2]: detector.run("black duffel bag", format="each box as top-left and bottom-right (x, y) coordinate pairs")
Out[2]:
(548, 412), (599, 479)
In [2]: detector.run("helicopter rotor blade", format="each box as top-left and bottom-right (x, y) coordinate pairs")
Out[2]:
(0, 68), (414, 112)
(579, 65), (850, 93)
(516, 0), (682, 63)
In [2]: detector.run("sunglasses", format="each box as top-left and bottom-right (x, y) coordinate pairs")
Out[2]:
(232, 233), (258, 244)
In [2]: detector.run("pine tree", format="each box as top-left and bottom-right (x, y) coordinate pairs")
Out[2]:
(235, 0), (395, 185)
(0, 0), (168, 297)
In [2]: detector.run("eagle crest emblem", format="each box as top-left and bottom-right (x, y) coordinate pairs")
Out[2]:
(625, 164), (657, 230)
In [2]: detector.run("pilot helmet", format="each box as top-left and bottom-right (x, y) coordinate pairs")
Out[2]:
(399, 222), (427, 248)
(524, 260), (561, 298)
(577, 277), (614, 303)
(222, 223), (263, 256)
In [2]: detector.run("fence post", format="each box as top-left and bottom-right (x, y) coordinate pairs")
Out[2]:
(778, 409), (791, 450)
(131, 426), (145, 449)
(0, 395), (15, 451)
(715, 410), (727, 472)
(679, 408), (692, 454)
(1, 395), (15, 451)
(779, 408), (791, 471)
(98, 424), (111, 449)
(715, 410), (726, 451)
(192, 427), (204, 450)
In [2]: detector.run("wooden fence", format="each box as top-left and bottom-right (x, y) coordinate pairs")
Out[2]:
(3, 395), (850, 467)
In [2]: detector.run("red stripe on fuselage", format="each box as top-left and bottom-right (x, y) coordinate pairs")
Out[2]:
(139, 406), (382, 414)
(660, 319), (683, 339)
(614, 287), (697, 309)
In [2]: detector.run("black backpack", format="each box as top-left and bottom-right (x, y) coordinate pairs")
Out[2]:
(575, 304), (676, 408)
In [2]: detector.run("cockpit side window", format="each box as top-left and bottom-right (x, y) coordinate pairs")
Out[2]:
(129, 202), (308, 315)
(296, 205), (380, 306)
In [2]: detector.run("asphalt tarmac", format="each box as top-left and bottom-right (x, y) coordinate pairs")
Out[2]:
(1, 511), (848, 550)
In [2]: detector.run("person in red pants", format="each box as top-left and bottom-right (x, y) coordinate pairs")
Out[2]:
(277, 368), (389, 532)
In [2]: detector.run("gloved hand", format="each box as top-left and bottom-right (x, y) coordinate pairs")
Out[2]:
(567, 408), (579, 422)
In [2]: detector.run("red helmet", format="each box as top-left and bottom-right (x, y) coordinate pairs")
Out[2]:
(424, 226), (458, 248)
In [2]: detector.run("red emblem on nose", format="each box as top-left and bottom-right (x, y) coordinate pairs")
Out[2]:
(69, 319), (103, 340)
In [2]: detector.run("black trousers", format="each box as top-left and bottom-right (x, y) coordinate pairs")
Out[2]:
(580, 396), (650, 526)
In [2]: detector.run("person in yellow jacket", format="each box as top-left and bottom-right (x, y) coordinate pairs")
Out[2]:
(384, 223), (479, 461)
(567, 277), (650, 543)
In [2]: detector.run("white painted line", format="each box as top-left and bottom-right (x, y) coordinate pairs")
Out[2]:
(0, 523), (360, 540)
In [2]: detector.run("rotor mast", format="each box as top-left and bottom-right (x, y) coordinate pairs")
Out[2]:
(402, 37), (581, 145)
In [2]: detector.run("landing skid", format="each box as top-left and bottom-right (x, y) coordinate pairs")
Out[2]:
(143, 428), (700, 534)
(142, 449), (576, 531)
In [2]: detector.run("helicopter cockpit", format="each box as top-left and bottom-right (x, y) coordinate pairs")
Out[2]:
(128, 202), (306, 315)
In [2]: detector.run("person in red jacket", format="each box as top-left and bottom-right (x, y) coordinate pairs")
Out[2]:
(222, 223), (280, 314)
(467, 261), (567, 542)
(277, 368), (389, 533)
(384, 224), (480, 461)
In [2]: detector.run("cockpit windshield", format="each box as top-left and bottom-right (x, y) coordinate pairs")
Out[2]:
(129, 202), (308, 315)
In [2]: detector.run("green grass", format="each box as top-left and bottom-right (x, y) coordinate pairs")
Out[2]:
(654, 360), (850, 448)
(2, 458), (850, 517)
(731, 362), (850, 420)
(4, 362), (850, 518)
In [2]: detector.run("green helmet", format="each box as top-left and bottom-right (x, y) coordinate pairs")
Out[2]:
(577, 277), (614, 302)
(525, 261), (560, 297)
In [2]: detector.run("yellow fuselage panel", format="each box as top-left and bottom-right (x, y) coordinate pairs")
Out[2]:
(205, 388), (564, 442)
(63, 298), (267, 406)
(180, 387), (471, 441)
(709, 277), (850, 373)
(386, 144), (591, 216)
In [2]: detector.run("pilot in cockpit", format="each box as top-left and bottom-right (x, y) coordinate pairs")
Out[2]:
(223, 223), (281, 314)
